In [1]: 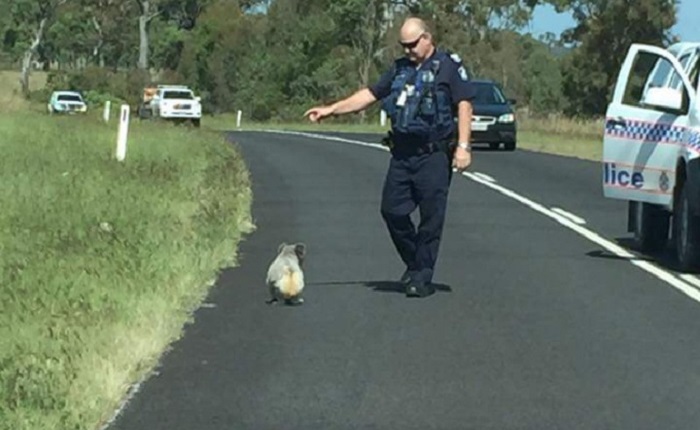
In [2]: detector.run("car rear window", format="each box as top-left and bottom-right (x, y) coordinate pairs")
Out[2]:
(57, 95), (83, 102)
(472, 83), (507, 104)
(163, 91), (193, 99)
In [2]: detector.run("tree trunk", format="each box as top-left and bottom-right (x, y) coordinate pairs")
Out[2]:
(138, 1), (150, 70)
(19, 17), (48, 98)
(92, 17), (105, 67)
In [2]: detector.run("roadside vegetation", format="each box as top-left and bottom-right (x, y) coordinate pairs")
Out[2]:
(0, 79), (253, 430)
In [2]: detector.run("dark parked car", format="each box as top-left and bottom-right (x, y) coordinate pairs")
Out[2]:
(468, 79), (517, 151)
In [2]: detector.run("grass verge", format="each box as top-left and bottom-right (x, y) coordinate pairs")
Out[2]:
(0, 111), (253, 430)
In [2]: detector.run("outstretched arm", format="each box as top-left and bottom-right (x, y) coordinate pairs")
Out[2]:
(304, 88), (378, 122)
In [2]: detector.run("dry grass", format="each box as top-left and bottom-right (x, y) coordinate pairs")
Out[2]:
(0, 70), (48, 113)
(518, 114), (604, 138)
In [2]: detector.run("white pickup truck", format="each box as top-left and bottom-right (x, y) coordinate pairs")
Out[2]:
(603, 42), (700, 270)
(147, 85), (202, 127)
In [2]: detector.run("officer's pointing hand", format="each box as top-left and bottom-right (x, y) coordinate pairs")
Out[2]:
(452, 147), (472, 172)
(304, 106), (334, 123)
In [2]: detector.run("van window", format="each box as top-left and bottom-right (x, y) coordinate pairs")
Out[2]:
(687, 56), (700, 92)
(669, 53), (693, 89)
(622, 51), (689, 114)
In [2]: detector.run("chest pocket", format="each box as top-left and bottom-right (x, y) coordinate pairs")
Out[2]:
(381, 68), (412, 122)
(416, 69), (437, 122)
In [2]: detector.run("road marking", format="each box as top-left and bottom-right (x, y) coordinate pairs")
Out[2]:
(551, 207), (587, 225)
(259, 129), (389, 151)
(248, 130), (700, 304)
(679, 274), (700, 291)
(472, 172), (496, 183)
(462, 170), (700, 302)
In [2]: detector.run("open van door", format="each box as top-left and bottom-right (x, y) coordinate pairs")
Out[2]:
(603, 43), (695, 251)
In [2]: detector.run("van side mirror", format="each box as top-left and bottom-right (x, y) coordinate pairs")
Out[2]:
(642, 87), (683, 111)
(508, 98), (517, 105)
(195, 96), (201, 102)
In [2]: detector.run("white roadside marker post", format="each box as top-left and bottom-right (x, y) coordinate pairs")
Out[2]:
(103, 100), (111, 123)
(116, 104), (130, 162)
(237, 110), (242, 129)
(380, 109), (387, 127)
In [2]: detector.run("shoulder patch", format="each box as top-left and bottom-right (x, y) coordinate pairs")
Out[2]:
(450, 53), (462, 64)
(458, 66), (469, 81)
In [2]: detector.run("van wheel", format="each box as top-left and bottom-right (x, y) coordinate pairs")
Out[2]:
(673, 184), (700, 271)
(631, 201), (669, 253)
(504, 141), (516, 151)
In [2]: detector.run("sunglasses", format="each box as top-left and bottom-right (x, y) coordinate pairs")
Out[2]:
(399, 33), (424, 49)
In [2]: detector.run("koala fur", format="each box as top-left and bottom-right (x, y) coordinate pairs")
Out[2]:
(265, 242), (306, 305)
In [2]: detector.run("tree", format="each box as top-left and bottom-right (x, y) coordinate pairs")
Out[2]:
(523, 46), (563, 115)
(7, 0), (69, 96)
(545, 0), (677, 116)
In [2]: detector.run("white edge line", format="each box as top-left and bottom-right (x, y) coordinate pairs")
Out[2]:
(679, 274), (700, 290)
(472, 172), (496, 183)
(550, 207), (587, 225)
(462, 172), (700, 303)
(248, 129), (700, 305)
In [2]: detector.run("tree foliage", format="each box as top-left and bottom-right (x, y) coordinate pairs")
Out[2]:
(0, 0), (680, 118)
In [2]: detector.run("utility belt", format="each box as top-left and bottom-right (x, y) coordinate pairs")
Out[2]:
(381, 131), (455, 156)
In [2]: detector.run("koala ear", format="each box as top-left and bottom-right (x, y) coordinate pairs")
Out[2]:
(278, 242), (287, 254)
(294, 243), (306, 258)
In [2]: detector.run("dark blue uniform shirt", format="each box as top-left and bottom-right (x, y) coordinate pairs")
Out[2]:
(369, 49), (476, 143)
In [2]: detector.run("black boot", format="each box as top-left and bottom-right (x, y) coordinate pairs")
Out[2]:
(405, 280), (435, 298)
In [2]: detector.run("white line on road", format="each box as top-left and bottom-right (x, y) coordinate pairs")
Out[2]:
(251, 130), (700, 305)
(463, 170), (700, 303)
(679, 274), (700, 291)
(472, 172), (496, 183)
(551, 207), (587, 225)
(259, 129), (389, 151)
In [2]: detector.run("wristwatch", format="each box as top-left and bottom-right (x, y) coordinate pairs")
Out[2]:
(457, 142), (471, 151)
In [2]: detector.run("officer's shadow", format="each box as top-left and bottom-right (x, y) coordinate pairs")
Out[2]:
(366, 280), (452, 294)
(309, 280), (453, 294)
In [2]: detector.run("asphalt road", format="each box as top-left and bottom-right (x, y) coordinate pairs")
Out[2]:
(107, 131), (700, 430)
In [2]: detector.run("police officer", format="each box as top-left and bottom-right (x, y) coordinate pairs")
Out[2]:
(304, 17), (475, 298)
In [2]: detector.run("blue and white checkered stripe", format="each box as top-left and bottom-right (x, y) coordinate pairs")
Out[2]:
(687, 130), (700, 152)
(605, 119), (684, 143)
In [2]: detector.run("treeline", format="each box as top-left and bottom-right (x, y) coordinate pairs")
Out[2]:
(0, 0), (679, 119)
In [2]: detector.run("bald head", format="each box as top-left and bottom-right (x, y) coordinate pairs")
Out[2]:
(400, 17), (428, 41)
(399, 17), (434, 64)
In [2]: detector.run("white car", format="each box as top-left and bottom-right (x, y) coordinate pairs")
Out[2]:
(150, 85), (202, 127)
(47, 91), (87, 114)
(602, 41), (700, 270)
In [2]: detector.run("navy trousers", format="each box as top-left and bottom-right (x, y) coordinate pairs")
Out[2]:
(380, 149), (453, 284)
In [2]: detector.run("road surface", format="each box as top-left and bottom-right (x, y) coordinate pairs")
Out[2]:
(107, 131), (700, 430)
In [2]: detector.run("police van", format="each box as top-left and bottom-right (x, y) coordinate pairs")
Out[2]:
(603, 42), (700, 270)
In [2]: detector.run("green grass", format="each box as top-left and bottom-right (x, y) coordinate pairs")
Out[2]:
(205, 113), (604, 161)
(0, 112), (253, 430)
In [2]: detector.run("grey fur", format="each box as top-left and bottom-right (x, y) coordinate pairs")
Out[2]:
(265, 242), (306, 305)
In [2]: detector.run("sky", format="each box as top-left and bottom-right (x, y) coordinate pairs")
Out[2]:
(527, 0), (700, 42)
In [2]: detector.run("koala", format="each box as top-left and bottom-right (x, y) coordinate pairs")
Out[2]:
(265, 242), (306, 305)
